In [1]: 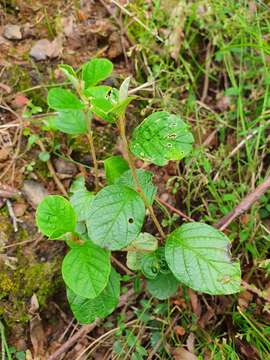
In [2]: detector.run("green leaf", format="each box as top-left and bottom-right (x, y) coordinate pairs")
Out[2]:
(104, 156), (129, 184)
(59, 64), (79, 88)
(70, 190), (94, 222)
(146, 273), (179, 300)
(54, 110), (88, 135)
(47, 88), (84, 110)
(36, 195), (76, 239)
(91, 98), (115, 123)
(116, 169), (157, 205)
(87, 185), (145, 250)
(84, 85), (112, 98)
(165, 222), (241, 295)
(107, 96), (136, 118)
(67, 267), (120, 324)
(38, 151), (50, 162)
(83, 58), (113, 88)
(127, 232), (158, 252)
(70, 176), (86, 193)
(130, 111), (194, 166)
(126, 233), (158, 271)
(141, 252), (160, 279)
(62, 241), (111, 298)
(127, 251), (142, 271)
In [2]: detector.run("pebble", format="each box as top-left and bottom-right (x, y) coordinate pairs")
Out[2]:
(54, 158), (77, 175)
(29, 39), (51, 61)
(3, 24), (22, 40)
(22, 180), (48, 207)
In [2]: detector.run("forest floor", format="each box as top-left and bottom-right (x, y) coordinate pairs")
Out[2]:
(0, 0), (270, 359)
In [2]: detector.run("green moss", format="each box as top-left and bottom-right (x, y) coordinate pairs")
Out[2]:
(0, 256), (61, 326)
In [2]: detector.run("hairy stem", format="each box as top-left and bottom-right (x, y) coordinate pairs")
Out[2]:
(118, 115), (165, 239)
(86, 130), (99, 191)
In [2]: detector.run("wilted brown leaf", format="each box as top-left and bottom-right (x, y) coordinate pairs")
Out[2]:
(173, 347), (197, 360)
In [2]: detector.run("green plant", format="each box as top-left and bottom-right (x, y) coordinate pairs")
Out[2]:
(35, 58), (241, 324)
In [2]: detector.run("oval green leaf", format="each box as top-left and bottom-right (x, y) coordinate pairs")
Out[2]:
(130, 111), (194, 166)
(83, 58), (113, 88)
(104, 155), (129, 185)
(146, 273), (179, 300)
(54, 110), (88, 135)
(116, 169), (157, 205)
(36, 195), (76, 239)
(87, 185), (145, 250)
(47, 88), (84, 110)
(165, 222), (241, 295)
(67, 267), (120, 324)
(126, 232), (158, 271)
(70, 190), (94, 222)
(62, 241), (111, 298)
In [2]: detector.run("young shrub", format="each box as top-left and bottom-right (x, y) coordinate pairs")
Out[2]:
(36, 58), (241, 324)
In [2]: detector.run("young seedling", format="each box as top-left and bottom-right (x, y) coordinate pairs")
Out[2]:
(36, 58), (241, 324)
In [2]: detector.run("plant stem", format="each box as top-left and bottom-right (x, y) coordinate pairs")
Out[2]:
(86, 130), (99, 191)
(118, 116), (165, 239)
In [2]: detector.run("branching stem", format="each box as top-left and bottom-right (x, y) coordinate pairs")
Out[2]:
(86, 130), (99, 191)
(118, 115), (165, 239)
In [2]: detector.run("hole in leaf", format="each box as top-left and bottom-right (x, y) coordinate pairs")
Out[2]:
(166, 143), (172, 148)
(128, 218), (134, 224)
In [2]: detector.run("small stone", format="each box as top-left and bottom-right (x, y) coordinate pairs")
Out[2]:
(54, 158), (77, 175)
(29, 39), (51, 61)
(3, 24), (22, 40)
(13, 202), (27, 217)
(0, 147), (11, 161)
(22, 180), (48, 207)
(29, 38), (62, 61)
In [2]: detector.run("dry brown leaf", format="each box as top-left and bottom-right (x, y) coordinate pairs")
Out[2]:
(175, 325), (186, 336)
(188, 289), (201, 319)
(173, 347), (198, 360)
(30, 314), (46, 359)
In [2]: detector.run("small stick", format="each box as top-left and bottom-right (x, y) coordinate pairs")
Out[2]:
(47, 289), (134, 360)
(6, 199), (19, 232)
(37, 140), (68, 197)
(215, 175), (270, 231)
(148, 316), (179, 360)
(111, 255), (134, 275)
(156, 196), (193, 222)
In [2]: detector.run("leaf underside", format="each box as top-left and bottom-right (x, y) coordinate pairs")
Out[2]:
(115, 169), (157, 205)
(62, 241), (111, 298)
(36, 195), (76, 239)
(67, 267), (120, 324)
(165, 222), (241, 295)
(54, 110), (88, 135)
(146, 272), (179, 300)
(87, 185), (145, 250)
(130, 111), (194, 166)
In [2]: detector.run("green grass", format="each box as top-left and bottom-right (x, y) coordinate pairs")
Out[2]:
(110, 0), (270, 357)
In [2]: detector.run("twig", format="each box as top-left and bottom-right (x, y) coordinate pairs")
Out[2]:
(200, 42), (212, 103)
(47, 289), (134, 360)
(213, 119), (270, 181)
(156, 196), (193, 222)
(36, 140), (68, 197)
(86, 132), (99, 191)
(117, 115), (165, 238)
(111, 255), (134, 275)
(111, 0), (164, 43)
(6, 199), (20, 232)
(148, 316), (179, 360)
(215, 175), (270, 231)
(0, 184), (21, 198)
(241, 280), (270, 302)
